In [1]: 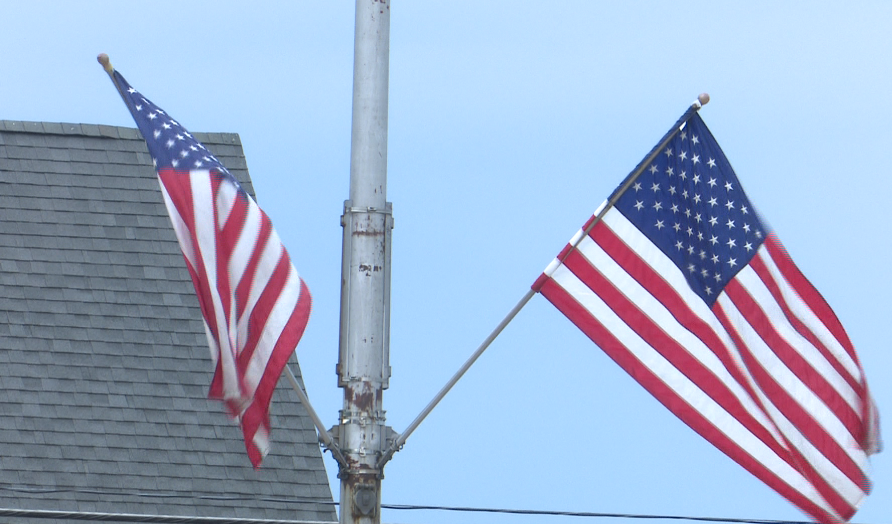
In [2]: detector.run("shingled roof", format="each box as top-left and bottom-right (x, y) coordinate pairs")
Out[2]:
(0, 120), (336, 523)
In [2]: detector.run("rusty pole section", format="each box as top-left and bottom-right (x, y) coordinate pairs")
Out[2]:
(334, 1), (393, 524)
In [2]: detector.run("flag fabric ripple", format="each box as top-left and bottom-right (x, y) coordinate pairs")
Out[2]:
(112, 70), (311, 467)
(532, 112), (880, 523)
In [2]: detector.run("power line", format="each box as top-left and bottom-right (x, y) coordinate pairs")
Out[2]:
(0, 484), (876, 524)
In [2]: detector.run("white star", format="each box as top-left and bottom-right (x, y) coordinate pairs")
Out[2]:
(684, 208), (692, 218)
(666, 166), (674, 176)
(692, 155), (700, 165)
(171, 159), (179, 168)
(153, 129), (161, 139)
(634, 200), (644, 211)
(651, 182), (660, 192)
(686, 226), (694, 236)
(743, 223), (751, 233)
(709, 216), (718, 226)
(708, 197), (718, 207)
(692, 135), (699, 145)
(664, 147), (673, 157)
(127, 87), (136, 94)
(688, 264), (696, 273)
(714, 272), (722, 282)
(725, 200), (735, 211)
(756, 231), (763, 239)
(655, 220), (665, 230)
(699, 250), (706, 260)
(194, 160), (203, 168)
(693, 193), (702, 204)
(670, 204), (679, 213)
(711, 254), (720, 264)
(709, 235), (719, 245)
(668, 186), (677, 195)
(708, 158), (716, 168)
(135, 104), (143, 112)
(676, 240), (684, 250)
(705, 286), (713, 295)
(687, 245), (695, 255)
(179, 150), (189, 158)
(744, 242), (753, 251)
(682, 189), (689, 199)
(726, 218), (735, 229)
(148, 112), (157, 120)
(633, 182), (642, 191)
(701, 268), (709, 277)
(727, 238), (737, 248)
(692, 174), (700, 184)
(163, 123), (171, 130)
(694, 213), (702, 223)
(166, 139), (175, 149)
(725, 181), (733, 191)
(741, 205), (749, 215)
(697, 232), (704, 241)
(649, 165), (658, 174)
(728, 258), (737, 268)
(674, 223), (682, 232)
(176, 134), (185, 141)
(653, 201), (663, 211)
(680, 151), (688, 161)
(679, 170), (687, 180)
(708, 177), (717, 187)
(681, 131), (687, 140)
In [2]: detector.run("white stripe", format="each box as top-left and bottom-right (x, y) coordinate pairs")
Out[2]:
(241, 265), (301, 394)
(228, 197), (263, 294)
(734, 260), (861, 414)
(549, 263), (835, 517)
(758, 249), (863, 383)
(574, 234), (781, 441)
(235, 228), (288, 352)
(189, 172), (240, 401)
(727, 265), (869, 475)
(719, 293), (868, 508)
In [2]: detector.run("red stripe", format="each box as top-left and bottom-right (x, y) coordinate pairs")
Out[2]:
(589, 223), (792, 459)
(723, 279), (866, 488)
(712, 301), (859, 520)
(749, 252), (864, 397)
(763, 236), (859, 364)
(239, 278), (312, 468)
(562, 247), (788, 462)
(237, 249), (294, 373)
(726, 270), (862, 442)
(158, 168), (229, 399)
(538, 277), (839, 524)
(233, 210), (273, 322)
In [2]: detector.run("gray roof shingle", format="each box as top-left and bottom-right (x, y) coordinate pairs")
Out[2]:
(0, 120), (336, 523)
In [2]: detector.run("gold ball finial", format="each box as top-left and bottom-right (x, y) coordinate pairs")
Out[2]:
(697, 93), (710, 106)
(97, 53), (114, 74)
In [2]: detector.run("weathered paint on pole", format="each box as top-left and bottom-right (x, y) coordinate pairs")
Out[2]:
(336, 1), (392, 523)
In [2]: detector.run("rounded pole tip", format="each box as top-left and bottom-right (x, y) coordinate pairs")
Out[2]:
(97, 53), (114, 74)
(697, 93), (710, 106)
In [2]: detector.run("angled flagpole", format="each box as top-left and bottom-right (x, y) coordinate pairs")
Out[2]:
(96, 53), (345, 468)
(378, 94), (710, 468)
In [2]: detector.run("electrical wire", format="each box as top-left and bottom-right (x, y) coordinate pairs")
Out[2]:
(0, 483), (875, 524)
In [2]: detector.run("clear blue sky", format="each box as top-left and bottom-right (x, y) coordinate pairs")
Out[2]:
(4, 2), (890, 523)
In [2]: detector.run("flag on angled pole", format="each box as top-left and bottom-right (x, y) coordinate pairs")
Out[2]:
(532, 100), (880, 523)
(101, 58), (311, 468)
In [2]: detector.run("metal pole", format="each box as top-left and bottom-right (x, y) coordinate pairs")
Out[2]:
(335, 1), (392, 524)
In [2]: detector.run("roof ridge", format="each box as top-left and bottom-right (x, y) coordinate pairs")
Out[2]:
(0, 120), (241, 145)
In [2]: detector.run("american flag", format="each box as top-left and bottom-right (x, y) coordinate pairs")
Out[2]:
(111, 70), (311, 467)
(533, 110), (880, 523)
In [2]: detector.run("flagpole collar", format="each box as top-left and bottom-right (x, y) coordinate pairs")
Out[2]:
(97, 53), (114, 74)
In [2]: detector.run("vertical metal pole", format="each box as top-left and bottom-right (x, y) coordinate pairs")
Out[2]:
(336, 1), (392, 524)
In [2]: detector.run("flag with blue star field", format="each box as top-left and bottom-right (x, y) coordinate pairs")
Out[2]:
(532, 109), (880, 523)
(110, 69), (311, 468)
